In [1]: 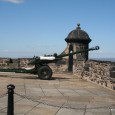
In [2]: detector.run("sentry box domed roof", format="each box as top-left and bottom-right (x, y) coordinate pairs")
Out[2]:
(65, 23), (91, 43)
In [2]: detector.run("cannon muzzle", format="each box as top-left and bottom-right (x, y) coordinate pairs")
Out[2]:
(90, 46), (100, 50)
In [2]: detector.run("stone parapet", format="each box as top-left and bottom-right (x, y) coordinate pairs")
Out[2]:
(0, 58), (8, 68)
(0, 58), (30, 68)
(0, 58), (115, 90)
(73, 60), (115, 90)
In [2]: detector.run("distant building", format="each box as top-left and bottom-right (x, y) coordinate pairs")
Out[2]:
(63, 23), (91, 71)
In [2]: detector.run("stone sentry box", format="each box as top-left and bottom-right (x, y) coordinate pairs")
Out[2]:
(64, 23), (91, 72)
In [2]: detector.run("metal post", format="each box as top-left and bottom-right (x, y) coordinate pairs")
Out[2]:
(68, 44), (73, 72)
(7, 84), (15, 115)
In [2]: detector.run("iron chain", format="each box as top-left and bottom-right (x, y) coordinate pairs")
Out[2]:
(14, 92), (115, 110)
(0, 93), (7, 98)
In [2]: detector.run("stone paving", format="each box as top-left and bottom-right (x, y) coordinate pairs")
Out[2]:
(0, 72), (115, 115)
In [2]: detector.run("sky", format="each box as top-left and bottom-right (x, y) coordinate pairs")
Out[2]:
(0, 0), (115, 58)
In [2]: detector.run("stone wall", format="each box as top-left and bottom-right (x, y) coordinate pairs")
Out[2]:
(73, 60), (115, 90)
(0, 58), (30, 69)
(0, 58), (8, 68)
(0, 58), (115, 90)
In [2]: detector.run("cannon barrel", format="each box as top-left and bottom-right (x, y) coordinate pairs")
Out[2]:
(28, 46), (99, 65)
(57, 46), (99, 58)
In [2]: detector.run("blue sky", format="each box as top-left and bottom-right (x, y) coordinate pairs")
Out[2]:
(0, 0), (115, 58)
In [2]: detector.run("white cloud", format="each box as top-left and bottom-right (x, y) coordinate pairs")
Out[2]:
(0, 0), (24, 4)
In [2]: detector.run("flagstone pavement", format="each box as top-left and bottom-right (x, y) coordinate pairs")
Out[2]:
(0, 72), (115, 115)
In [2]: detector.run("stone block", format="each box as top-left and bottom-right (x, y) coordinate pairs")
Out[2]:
(110, 66), (115, 71)
(8, 63), (19, 68)
(112, 84), (115, 90)
(110, 78), (115, 83)
(84, 66), (89, 71)
(110, 71), (115, 78)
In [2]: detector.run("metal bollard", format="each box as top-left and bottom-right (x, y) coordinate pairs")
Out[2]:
(7, 84), (15, 115)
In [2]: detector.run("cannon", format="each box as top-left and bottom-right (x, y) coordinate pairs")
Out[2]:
(0, 46), (99, 80)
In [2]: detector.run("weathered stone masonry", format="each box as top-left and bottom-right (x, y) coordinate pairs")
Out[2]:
(73, 60), (115, 90)
(0, 58), (30, 69)
(0, 58), (115, 90)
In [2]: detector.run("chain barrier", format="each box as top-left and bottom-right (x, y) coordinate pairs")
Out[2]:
(0, 93), (7, 98)
(14, 92), (115, 110)
(0, 93), (7, 113)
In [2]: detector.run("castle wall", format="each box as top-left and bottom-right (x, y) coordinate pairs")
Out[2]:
(73, 60), (115, 90)
(50, 59), (115, 90)
(0, 58), (115, 90)
(0, 58), (30, 69)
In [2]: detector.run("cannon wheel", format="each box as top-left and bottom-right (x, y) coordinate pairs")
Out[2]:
(38, 66), (52, 80)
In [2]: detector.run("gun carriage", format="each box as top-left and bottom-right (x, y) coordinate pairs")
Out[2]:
(0, 46), (99, 80)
